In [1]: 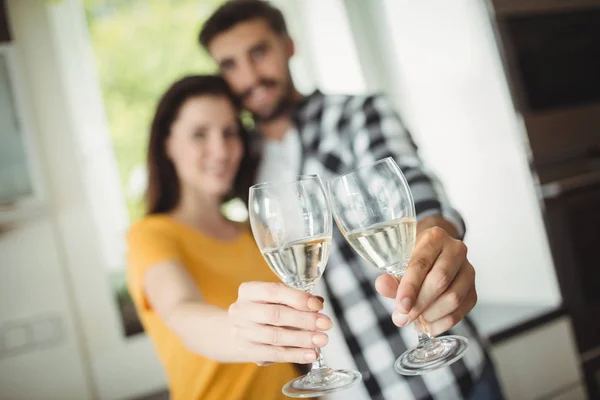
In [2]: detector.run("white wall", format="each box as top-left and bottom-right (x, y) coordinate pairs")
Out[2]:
(380, 0), (561, 305)
(2, 1), (168, 399)
(273, 0), (367, 95)
(0, 219), (92, 399)
(0, 0), (95, 398)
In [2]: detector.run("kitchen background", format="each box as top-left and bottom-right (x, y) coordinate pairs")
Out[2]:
(0, 0), (598, 398)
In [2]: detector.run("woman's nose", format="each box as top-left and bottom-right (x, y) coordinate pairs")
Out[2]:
(207, 136), (230, 160)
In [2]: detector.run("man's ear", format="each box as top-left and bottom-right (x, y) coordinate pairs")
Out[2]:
(285, 36), (295, 58)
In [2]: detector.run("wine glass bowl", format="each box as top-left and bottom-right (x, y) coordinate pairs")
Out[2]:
(328, 158), (416, 277)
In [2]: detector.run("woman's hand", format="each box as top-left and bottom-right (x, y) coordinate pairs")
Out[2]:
(228, 281), (332, 365)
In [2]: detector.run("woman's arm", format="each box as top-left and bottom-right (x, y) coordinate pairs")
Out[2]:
(143, 261), (332, 364)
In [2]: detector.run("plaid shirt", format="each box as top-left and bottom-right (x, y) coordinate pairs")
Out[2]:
(257, 90), (489, 400)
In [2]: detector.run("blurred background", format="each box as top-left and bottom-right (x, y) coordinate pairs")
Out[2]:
(0, 0), (598, 398)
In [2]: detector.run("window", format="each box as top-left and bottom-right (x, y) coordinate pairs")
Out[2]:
(84, 0), (225, 336)
(0, 45), (45, 224)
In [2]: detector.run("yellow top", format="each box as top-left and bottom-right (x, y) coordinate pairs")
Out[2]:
(126, 214), (299, 400)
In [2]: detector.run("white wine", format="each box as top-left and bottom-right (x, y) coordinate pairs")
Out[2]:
(345, 217), (416, 276)
(262, 236), (331, 292)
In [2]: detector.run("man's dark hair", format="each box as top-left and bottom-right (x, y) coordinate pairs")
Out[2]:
(199, 0), (288, 50)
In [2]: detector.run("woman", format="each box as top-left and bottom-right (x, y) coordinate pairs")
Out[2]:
(126, 75), (331, 400)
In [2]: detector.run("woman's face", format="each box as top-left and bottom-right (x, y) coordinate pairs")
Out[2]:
(166, 95), (244, 200)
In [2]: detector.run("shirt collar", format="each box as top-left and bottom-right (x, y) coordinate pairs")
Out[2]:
(291, 89), (325, 131)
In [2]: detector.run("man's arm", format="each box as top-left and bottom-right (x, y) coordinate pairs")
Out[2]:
(348, 93), (477, 335)
(348, 94), (466, 238)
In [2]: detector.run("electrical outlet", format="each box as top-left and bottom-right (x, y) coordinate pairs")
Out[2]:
(30, 315), (63, 347)
(0, 319), (32, 357)
(0, 314), (64, 359)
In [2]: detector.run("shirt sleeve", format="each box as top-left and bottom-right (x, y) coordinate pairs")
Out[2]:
(126, 220), (183, 311)
(348, 93), (466, 239)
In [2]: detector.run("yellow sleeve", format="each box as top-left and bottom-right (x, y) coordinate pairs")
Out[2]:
(126, 219), (182, 311)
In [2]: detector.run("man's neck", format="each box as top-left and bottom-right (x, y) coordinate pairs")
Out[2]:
(258, 116), (294, 141)
(258, 89), (304, 141)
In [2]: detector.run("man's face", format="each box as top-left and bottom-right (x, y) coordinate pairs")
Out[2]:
(208, 19), (295, 122)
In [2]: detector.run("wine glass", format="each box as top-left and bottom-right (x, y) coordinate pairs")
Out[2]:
(248, 175), (362, 398)
(327, 157), (469, 375)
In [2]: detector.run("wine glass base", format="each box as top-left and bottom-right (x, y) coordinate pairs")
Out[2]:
(282, 367), (362, 398)
(394, 335), (469, 376)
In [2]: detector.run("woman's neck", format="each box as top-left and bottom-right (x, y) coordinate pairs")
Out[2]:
(169, 188), (235, 238)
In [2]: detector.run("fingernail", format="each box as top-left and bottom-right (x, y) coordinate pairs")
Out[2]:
(316, 316), (333, 330)
(392, 311), (409, 327)
(401, 297), (412, 313)
(312, 334), (328, 347)
(307, 297), (323, 311)
(305, 351), (317, 361)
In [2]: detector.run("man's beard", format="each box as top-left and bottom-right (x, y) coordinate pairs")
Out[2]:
(242, 74), (296, 123)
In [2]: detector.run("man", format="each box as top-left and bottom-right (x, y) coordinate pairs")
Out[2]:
(200, 1), (503, 399)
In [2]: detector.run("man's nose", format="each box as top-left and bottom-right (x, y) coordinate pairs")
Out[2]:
(238, 59), (260, 92)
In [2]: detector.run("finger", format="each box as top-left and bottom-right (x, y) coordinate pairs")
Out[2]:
(240, 323), (329, 349)
(425, 287), (477, 336)
(396, 227), (445, 312)
(420, 261), (475, 322)
(375, 274), (399, 299)
(238, 281), (323, 311)
(408, 239), (467, 319)
(247, 343), (319, 364)
(232, 301), (333, 331)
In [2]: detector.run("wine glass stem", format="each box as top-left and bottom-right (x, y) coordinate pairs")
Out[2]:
(415, 316), (436, 349)
(304, 288), (329, 372)
(311, 348), (325, 370)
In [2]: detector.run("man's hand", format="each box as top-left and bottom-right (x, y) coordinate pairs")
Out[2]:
(228, 281), (331, 365)
(375, 216), (477, 336)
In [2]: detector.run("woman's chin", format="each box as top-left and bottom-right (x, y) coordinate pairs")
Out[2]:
(204, 185), (234, 200)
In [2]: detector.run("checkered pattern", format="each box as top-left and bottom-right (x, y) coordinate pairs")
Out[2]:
(259, 90), (488, 399)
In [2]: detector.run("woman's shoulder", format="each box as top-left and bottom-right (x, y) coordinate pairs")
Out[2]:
(126, 215), (182, 265)
(233, 220), (252, 233)
(129, 215), (255, 247)
(127, 214), (176, 239)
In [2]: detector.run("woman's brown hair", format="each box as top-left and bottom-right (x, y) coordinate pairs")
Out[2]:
(145, 75), (256, 215)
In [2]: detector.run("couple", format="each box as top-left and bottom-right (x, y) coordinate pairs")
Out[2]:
(126, 1), (503, 400)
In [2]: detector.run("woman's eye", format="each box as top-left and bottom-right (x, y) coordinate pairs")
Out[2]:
(192, 131), (206, 140)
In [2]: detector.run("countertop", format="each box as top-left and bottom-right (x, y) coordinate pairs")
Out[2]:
(469, 302), (566, 344)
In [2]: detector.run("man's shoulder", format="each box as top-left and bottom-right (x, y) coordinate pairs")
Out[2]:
(321, 91), (382, 103)
(321, 92), (390, 113)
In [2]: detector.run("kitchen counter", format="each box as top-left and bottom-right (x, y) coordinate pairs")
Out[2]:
(469, 302), (566, 344)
